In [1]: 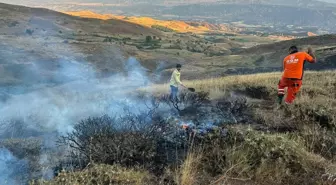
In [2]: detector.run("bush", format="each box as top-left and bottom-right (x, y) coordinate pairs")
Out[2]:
(8, 21), (19, 27)
(215, 96), (251, 124)
(159, 91), (210, 114)
(26, 29), (34, 35)
(59, 114), (188, 175)
(146, 36), (152, 43)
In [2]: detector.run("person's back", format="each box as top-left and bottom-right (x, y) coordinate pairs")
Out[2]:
(283, 51), (315, 80)
(277, 46), (316, 105)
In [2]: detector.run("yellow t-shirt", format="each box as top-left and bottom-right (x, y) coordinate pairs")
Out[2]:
(170, 69), (182, 87)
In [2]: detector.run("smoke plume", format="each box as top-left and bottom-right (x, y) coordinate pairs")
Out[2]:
(0, 43), (156, 184)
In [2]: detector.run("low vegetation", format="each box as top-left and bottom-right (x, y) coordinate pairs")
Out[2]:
(25, 71), (336, 185)
(30, 164), (154, 185)
(151, 25), (175, 32)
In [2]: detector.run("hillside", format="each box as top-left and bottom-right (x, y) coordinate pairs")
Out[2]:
(0, 3), (160, 36)
(0, 2), (335, 94)
(0, 2), (161, 94)
(0, 2), (335, 185)
(0, 3), (271, 93)
(65, 10), (241, 33)
(231, 34), (336, 72)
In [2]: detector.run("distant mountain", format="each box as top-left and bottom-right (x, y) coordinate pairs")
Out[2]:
(160, 3), (336, 31)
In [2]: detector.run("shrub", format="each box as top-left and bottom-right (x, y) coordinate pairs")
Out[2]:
(26, 29), (34, 35)
(8, 21), (19, 27)
(215, 96), (251, 124)
(159, 91), (210, 114)
(146, 36), (152, 43)
(58, 114), (188, 175)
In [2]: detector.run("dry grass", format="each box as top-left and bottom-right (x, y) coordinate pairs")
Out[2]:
(144, 71), (336, 100)
(174, 130), (335, 185)
(144, 71), (336, 185)
(175, 152), (203, 185)
(31, 71), (336, 185)
(30, 164), (154, 185)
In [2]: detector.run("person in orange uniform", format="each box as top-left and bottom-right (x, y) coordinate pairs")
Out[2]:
(277, 46), (316, 105)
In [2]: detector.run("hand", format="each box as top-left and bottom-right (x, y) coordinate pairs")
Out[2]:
(307, 47), (313, 54)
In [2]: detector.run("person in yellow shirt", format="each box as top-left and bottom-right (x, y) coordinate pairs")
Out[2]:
(170, 64), (186, 101)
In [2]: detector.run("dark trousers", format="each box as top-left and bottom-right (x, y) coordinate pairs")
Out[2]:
(170, 85), (178, 101)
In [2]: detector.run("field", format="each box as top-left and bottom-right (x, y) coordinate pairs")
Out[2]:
(0, 2), (336, 185)
(27, 71), (336, 185)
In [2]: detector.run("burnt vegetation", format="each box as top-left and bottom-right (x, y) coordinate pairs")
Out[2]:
(54, 91), (253, 177)
(1, 89), (335, 185)
(42, 90), (335, 185)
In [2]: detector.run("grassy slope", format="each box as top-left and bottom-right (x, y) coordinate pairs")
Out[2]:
(148, 70), (335, 185)
(38, 71), (336, 185)
(144, 71), (336, 107)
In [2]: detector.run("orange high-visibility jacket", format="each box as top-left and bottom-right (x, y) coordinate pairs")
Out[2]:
(283, 52), (315, 79)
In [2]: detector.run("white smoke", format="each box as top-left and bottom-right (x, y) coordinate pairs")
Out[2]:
(0, 148), (28, 185)
(0, 56), (152, 133)
(0, 50), (156, 184)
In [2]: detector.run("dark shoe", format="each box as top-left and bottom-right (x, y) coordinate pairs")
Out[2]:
(277, 94), (284, 105)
